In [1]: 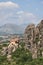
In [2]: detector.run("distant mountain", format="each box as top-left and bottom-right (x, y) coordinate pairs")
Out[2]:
(0, 23), (26, 35)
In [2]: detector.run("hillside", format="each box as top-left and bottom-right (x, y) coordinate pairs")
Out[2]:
(0, 20), (43, 65)
(0, 23), (25, 35)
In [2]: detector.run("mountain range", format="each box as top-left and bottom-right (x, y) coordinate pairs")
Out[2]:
(0, 23), (26, 35)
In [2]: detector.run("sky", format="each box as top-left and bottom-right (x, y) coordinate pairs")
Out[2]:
(0, 0), (43, 26)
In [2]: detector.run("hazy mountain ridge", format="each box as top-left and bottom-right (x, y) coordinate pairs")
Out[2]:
(0, 23), (25, 35)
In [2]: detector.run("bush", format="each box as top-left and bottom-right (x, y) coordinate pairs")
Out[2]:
(0, 42), (43, 65)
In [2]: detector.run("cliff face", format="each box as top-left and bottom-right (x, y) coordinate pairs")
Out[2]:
(24, 20), (43, 59)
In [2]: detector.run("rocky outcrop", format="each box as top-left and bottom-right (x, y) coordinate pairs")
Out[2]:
(37, 20), (43, 57)
(1, 38), (20, 61)
(24, 20), (43, 59)
(1, 47), (8, 55)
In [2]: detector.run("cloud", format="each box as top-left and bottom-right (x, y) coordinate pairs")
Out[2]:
(17, 11), (35, 18)
(17, 11), (24, 14)
(0, 1), (19, 8)
(16, 11), (36, 24)
(0, 11), (36, 25)
(0, 12), (13, 21)
(0, 10), (36, 25)
(0, 1), (37, 26)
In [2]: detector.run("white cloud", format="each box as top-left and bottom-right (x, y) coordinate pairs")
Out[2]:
(17, 11), (24, 14)
(17, 11), (35, 16)
(0, 8), (37, 25)
(0, 13), (13, 21)
(16, 11), (36, 24)
(17, 11), (36, 19)
(0, 1), (19, 8)
(0, 10), (36, 25)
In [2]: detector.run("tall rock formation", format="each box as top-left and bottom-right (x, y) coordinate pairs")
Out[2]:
(24, 20), (43, 59)
(37, 20), (43, 57)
